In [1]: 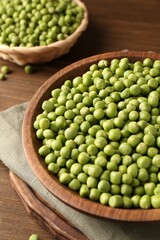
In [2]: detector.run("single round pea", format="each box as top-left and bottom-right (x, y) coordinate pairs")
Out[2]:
(77, 152), (90, 165)
(102, 119), (114, 131)
(100, 170), (110, 181)
(127, 135), (140, 148)
(38, 145), (50, 157)
(123, 196), (133, 208)
(69, 179), (81, 191)
(64, 127), (78, 140)
(137, 156), (151, 169)
(143, 134), (155, 146)
(1, 65), (10, 74)
(109, 195), (123, 208)
(87, 144), (98, 156)
(100, 193), (111, 205)
(144, 182), (155, 196)
(88, 164), (103, 178)
(24, 65), (34, 74)
(94, 156), (107, 168)
(132, 195), (141, 208)
(89, 188), (101, 201)
(48, 162), (60, 174)
(79, 184), (90, 197)
(103, 142), (116, 155)
(152, 155), (160, 168)
(138, 168), (149, 182)
(70, 163), (82, 175)
(108, 128), (121, 141)
(39, 118), (50, 130)
(94, 136), (107, 149)
(97, 180), (110, 193)
(110, 153), (121, 165)
(151, 195), (160, 208)
(127, 121), (139, 134)
(29, 234), (39, 240)
(136, 142), (148, 155)
(119, 142), (132, 155)
(110, 184), (121, 195)
(121, 184), (132, 195)
(59, 172), (72, 185)
(122, 173), (133, 184)
(77, 172), (88, 184)
(110, 171), (122, 185)
(127, 163), (138, 178)
(139, 195), (151, 209)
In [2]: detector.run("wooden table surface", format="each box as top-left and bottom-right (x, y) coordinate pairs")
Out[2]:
(1, 0), (160, 239)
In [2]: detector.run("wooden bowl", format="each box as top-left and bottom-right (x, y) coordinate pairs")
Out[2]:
(22, 51), (160, 221)
(0, 0), (88, 66)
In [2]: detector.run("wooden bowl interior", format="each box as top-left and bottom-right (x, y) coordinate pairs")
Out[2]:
(23, 51), (160, 221)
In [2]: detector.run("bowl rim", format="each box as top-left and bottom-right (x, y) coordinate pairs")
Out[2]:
(22, 50), (160, 221)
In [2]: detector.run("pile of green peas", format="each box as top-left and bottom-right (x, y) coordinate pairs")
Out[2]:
(0, 0), (84, 47)
(34, 57), (160, 209)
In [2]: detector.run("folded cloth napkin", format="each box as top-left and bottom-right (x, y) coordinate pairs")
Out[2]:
(0, 103), (160, 240)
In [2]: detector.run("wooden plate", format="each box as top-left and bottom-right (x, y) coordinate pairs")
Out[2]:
(22, 51), (160, 221)
(10, 172), (88, 240)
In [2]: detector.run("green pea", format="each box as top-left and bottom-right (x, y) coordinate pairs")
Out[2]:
(127, 163), (138, 178)
(121, 184), (132, 195)
(110, 171), (122, 185)
(132, 195), (141, 208)
(77, 152), (90, 165)
(29, 234), (39, 240)
(137, 156), (151, 169)
(94, 156), (107, 168)
(45, 153), (56, 165)
(123, 196), (133, 208)
(70, 163), (82, 175)
(59, 172), (72, 184)
(138, 168), (149, 182)
(100, 170), (110, 181)
(151, 195), (160, 208)
(88, 164), (103, 178)
(48, 162), (60, 174)
(24, 65), (34, 74)
(139, 195), (151, 209)
(109, 195), (123, 208)
(1, 65), (10, 74)
(100, 193), (111, 205)
(89, 188), (101, 201)
(38, 145), (50, 157)
(108, 128), (121, 141)
(144, 182), (155, 196)
(119, 142), (132, 155)
(79, 184), (90, 197)
(69, 179), (81, 191)
(152, 155), (160, 168)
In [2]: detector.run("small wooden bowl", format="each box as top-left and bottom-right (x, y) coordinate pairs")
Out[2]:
(0, 0), (88, 66)
(22, 51), (160, 221)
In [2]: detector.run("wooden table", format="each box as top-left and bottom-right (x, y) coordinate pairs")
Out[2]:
(1, 0), (160, 239)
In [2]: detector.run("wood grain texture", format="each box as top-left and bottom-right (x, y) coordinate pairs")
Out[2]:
(10, 172), (88, 240)
(0, 163), (53, 240)
(1, 0), (160, 238)
(22, 51), (160, 221)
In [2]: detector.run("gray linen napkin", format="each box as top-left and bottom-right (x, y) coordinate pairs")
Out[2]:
(0, 103), (160, 240)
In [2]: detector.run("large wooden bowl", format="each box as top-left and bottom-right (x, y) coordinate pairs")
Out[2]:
(22, 51), (160, 221)
(0, 0), (88, 65)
